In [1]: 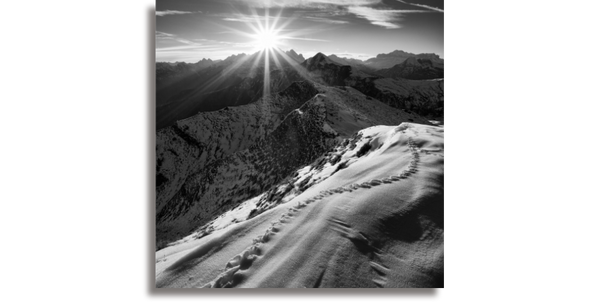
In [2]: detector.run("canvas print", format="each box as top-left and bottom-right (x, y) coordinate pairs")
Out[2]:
(155, 0), (444, 288)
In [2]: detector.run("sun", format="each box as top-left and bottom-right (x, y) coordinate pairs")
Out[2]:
(253, 29), (281, 50)
(217, 7), (320, 96)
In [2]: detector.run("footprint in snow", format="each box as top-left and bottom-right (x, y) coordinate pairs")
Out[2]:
(226, 245), (260, 270)
(373, 277), (387, 288)
(369, 179), (382, 186)
(270, 222), (281, 231)
(369, 261), (389, 275)
(205, 265), (240, 288)
(259, 231), (272, 243)
(294, 203), (306, 209)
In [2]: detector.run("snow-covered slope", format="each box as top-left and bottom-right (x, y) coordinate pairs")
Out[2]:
(156, 84), (431, 247)
(156, 123), (444, 288)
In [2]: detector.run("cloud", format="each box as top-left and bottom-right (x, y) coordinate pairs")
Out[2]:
(156, 10), (201, 17)
(222, 17), (252, 22)
(222, 16), (270, 23)
(155, 31), (174, 38)
(396, 0), (443, 13)
(304, 16), (349, 24)
(347, 6), (428, 29)
(156, 45), (223, 52)
(235, 0), (434, 29)
(331, 51), (374, 59)
(155, 31), (199, 45)
(237, 0), (381, 8)
(157, 32), (254, 50)
(221, 14), (288, 23)
(371, 21), (401, 29)
(281, 36), (330, 42)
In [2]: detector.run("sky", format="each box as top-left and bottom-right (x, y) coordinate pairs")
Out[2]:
(156, 0), (443, 62)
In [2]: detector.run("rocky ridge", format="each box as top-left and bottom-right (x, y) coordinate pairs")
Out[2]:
(301, 53), (444, 117)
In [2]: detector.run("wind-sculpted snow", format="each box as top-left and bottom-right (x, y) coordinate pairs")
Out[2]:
(156, 123), (444, 288)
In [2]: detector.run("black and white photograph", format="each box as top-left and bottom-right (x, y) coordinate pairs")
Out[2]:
(155, 0), (444, 288)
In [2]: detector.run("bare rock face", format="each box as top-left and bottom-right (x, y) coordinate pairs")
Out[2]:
(156, 81), (319, 240)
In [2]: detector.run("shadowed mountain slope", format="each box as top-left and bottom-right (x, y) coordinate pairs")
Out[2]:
(378, 57), (444, 80)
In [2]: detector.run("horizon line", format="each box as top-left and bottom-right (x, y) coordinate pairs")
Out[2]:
(155, 48), (444, 63)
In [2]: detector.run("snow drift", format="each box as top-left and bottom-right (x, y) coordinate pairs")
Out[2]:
(156, 122), (444, 288)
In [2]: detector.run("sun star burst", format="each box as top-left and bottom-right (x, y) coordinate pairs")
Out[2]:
(253, 28), (281, 50)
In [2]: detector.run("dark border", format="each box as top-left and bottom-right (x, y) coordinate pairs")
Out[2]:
(138, 0), (446, 303)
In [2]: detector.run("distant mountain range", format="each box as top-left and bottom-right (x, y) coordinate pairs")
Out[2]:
(363, 50), (443, 69)
(156, 50), (309, 129)
(303, 52), (443, 117)
(378, 57), (444, 80)
(157, 49), (443, 83)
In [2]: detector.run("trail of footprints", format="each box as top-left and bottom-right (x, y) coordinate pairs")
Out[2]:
(201, 137), (421, 288)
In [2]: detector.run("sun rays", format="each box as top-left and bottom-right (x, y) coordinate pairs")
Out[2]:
(203, 8), (320, 97)
(158, 7), (321, 111)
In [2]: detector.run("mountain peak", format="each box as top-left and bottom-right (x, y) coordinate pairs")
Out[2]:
(223, 53), (247, 62)
(374, 50), (413, 59)
(307, 52), (335, 65)
(313, 52), (327, 59)
(301, 53), (340, 70)
(284, 49), (305, 63)
(196, 58), (213, 64)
